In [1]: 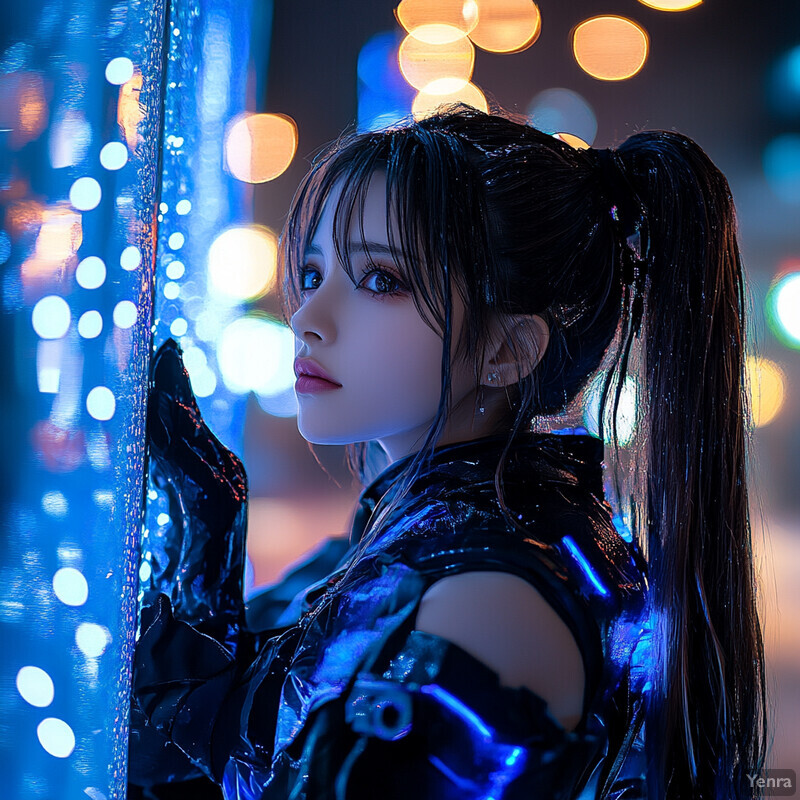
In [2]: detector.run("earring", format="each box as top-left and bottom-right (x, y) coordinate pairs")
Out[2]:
(486, 372), (499, 383)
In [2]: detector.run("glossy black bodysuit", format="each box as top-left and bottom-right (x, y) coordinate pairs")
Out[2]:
(128, 341), (651, 800)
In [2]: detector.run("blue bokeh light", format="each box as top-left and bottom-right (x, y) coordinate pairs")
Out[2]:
(769, 44), (800, 119)
(528, 88), (597, 145)
(357, 30), (414, 132)
(763, 133), (800, 203)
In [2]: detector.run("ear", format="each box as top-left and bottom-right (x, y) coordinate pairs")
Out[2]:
(480, 314), (549, 388)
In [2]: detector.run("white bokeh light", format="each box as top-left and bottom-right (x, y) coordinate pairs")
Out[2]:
(86, 386), (116, 421)
(75, 256), (107, 290)
(163, 281), (180, 299)
(37, 717), (75, 758)
(156, 513), (170, 526)
(775, 273), (800, 344)
(16, 666), (55, 707)
(217, 316), (296, 396)
(105, 56), (134, 85)
(42, 491), (68, 518)
(166, 260), (185, 279)
(78, 310), (103, 339)
(32, 296), (71, 339)
(176, 199), (192, 215)
(170, 318), (188, 337)
(99, 141), (128, 170)
(113, 300), (138, 329)
(168, 232), (185, 250)
(69, 177), (102, 211)
(120, 246), (141, 271)
(75, 623), (112, 658)
(52, 567), (89, 606)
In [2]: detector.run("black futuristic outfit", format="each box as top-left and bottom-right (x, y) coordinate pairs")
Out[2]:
(129, 342), (651, 800)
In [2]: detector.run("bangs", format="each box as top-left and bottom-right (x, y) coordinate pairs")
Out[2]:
(279, 125), (495, 362)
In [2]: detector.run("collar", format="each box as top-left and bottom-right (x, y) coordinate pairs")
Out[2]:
(350, 430), (605, 546)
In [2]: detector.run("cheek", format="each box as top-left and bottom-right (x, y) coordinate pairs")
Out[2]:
(357, 310), (442, 390)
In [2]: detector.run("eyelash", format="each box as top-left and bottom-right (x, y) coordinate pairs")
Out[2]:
(299, 265), (407, 300)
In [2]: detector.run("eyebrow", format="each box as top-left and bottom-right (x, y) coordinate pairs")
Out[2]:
(304, 241), (403, 260)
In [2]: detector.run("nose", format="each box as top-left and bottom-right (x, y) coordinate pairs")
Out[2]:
(290, 289), (333, 346)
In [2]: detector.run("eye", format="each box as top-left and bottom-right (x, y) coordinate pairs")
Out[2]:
(358, 267), (406, 297)
(299, 265), (322, 291)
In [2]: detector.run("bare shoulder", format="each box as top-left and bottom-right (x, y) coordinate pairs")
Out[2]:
(414, 571), (585, 731)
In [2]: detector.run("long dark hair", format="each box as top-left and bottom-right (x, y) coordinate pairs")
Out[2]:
(278, 106), (766, 799)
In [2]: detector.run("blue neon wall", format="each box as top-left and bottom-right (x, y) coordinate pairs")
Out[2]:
(0, 0), (257, 794)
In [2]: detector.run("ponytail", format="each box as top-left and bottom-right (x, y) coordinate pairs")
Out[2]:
(611, 132), (767, 799)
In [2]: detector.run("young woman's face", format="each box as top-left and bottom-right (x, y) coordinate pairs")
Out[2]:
(290, 171), (479, 462)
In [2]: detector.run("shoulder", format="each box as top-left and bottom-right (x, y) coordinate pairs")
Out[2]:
(414, 571), (586, 731)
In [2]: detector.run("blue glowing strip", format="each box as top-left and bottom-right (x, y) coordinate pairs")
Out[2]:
(504, 746), (524, 767)
(562, 535), (609, 597)
(420, 684), (492, 739)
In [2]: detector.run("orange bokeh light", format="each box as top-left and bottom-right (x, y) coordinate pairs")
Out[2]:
(572, 16), (649, 81)
(396, 0), (478, 36)
(746, 357), (786, 428)
(0, 72), (48, 149)
(399, 26), (475, 92)
(637, 0), (701, 9)
(554, 132), (590, 150)
(225, 113), (298, 184)
(117, 70), (144, 150)
(468, 0), (541, 54)
(412, 81), (488, 119)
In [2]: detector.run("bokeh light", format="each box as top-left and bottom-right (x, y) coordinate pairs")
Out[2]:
(357, 30), (415, 132)
(105, 56), (134, 85)
(398, 26), (475, 92)
(117, 70), (144, 150)
(99, 141), (128, 170)
(75, 623), (112, 658)
(763, 134), (800, 203)
(120, 245), (142, 271)
(572, 16), (649, 81)
(16, 666), (55, 708)
(69, 177), (102, 211)
(24, 205), (83, 283)
(637, 0), (701, 9)
(528, 87), (597, 146)
(769, 44), (800, 120)
(168, 232), (185, 250)
(176, 199), (192, 215)
(52, 567), (89, 607)
(554, 132), (591, 149)
(166, 260), (185, 279)
(42, 490), (68, 517)
(766, 272), (800, 348)
(395, 0), (479, 36)
(75, 256), (107, 290)
(36, 718), (75, 759)
(86, 386), (116, 421)
(208, 226), (277, 302)
(216, 315), (296, 397)
(112, 300), (138, 329)
(412, 81), (488, 118)
(468, 0), (541, 54)
(78, 310), (103, 339)
(32, 296), (71, 339)
(225, 113), (298, 183)
(746, 357), (786, 428)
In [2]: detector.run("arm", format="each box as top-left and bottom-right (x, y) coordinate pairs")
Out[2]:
(414, 570), (586, 731)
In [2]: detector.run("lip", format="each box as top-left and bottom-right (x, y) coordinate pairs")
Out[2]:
(294, 358), (342, 391)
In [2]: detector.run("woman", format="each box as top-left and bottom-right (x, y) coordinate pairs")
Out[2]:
(129, 106), (767, 799)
